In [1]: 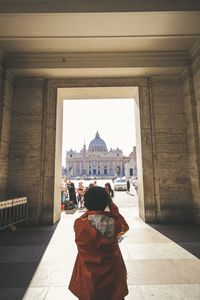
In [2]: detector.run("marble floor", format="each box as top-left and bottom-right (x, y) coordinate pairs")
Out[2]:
(0, 190), (200, 300)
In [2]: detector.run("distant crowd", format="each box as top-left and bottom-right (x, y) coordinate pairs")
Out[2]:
(61, 180), (114, 210)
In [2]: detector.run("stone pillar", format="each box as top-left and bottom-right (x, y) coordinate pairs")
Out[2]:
(39, 80), (58, 224)
(8, 78), (45, 224)
(0, 69), (13, 199)
(100, 161), (103, 175)
(182, 59), (200, 223)
(150, 75), (193, 222)
(193, 59), (200, 224)
(137, 82), (157, 222)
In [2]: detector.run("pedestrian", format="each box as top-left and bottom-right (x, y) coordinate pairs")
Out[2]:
(134, 177), (138, 194)
(61, 190), (65, 204)
(78, 181), (85, 192)
(105, 182), (114, 198)
(67, 181), (77, 206)
(77, 181), (85, 208)
(68, 186), (129, 300)
(126, 178), (130, 193)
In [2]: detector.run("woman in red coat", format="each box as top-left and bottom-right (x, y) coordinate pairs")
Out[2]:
(68, 186), (129, 300)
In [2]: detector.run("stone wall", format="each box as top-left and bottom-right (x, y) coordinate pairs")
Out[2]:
(150, 76), (193, 222)
(182, 54), (200, 224)
(8, 78), (45, 224)
(4, 75), (198, 224)
(193, 62), (200, 223)
(0, 70), (13, 199)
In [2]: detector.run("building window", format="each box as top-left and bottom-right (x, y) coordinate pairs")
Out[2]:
(70, 154), (72, 157)
(104, 168), (107, 175)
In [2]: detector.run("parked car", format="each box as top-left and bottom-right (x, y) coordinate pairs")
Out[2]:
(113, 177), (127, 191)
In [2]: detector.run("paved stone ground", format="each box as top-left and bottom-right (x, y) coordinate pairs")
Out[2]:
(0, 188), (200, 300)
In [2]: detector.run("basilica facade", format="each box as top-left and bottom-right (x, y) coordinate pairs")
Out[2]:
(65, 131), (130, 178)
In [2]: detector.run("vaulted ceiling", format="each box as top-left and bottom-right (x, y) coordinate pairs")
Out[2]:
(0, 0), (200, 77)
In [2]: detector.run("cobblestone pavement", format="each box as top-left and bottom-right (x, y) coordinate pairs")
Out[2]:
(0, 188), (200, 300)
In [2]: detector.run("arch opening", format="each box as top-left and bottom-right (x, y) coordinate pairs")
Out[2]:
(53, 86), (146, 223)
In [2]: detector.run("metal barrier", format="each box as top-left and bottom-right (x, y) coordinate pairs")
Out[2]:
(0, 197), (28, 230)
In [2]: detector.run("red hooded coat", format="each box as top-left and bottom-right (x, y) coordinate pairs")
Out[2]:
(69, 204), (129, 300)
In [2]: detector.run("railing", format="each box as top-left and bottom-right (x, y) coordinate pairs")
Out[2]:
(0, 197), (28, 230)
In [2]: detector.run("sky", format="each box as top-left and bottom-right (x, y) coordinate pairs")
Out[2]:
(62, 98), (136, 166)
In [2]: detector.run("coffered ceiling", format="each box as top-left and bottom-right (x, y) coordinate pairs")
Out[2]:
(0, 1), (200, 77)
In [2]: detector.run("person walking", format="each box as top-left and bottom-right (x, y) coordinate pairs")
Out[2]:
(68, 186), (129, 300)
(77, 182), (85, 209)
(67, 181), (77, 206)
(105, 182), (114, 198)
(126, 178), (130, 193)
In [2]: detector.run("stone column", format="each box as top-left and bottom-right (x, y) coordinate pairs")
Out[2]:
(137, 82), (157, 222)
(150, 75), (193, 223)
(8, 78), (45, 224)
(183, 63), (200, 224)
(40, 80), (58, 224)
(0, 69), (13, 199)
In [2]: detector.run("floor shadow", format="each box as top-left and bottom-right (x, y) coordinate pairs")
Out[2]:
(149, 223), (200, 259)
(0, 222), (58, 300)
(63, 208), (77, 215)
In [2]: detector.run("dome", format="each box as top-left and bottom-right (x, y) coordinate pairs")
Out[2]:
(88, 131), (107, 152)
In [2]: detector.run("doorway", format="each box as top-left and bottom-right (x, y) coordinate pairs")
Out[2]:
(54, 86), (143, 223)
(41, 79), (157, 225)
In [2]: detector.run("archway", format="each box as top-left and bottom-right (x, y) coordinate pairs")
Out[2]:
(40, 78), (157, 224)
